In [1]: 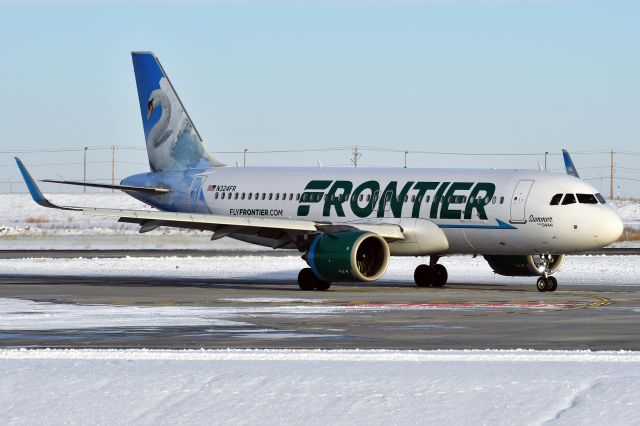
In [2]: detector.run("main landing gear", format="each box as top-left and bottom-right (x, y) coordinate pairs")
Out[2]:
(536, 275), (558, 292)
(298, 268), (332, 291)
(414, 256), (448, 288)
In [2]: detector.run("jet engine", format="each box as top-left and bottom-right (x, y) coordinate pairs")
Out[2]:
(483, 254), (565, 277)
(306, 231), (390, 282)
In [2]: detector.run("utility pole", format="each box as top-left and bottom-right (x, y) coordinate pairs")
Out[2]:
(111, 146), (116, 192)
(83, 147), (88, 193)
(610, 149), (614, 200)
(404, 151), (408, 168)
(351, 145), (361, 168)
(544, 151), (548, 170)
(243, 148), (248, 167)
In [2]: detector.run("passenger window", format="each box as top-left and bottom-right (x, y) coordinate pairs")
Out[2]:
(359, 194), (363, 202)
(550, 194), (562, 205)
(289, 193), (293, 201)
(296, 193), (300, 201)
(234, 193), (239, 200)
(426, 195), (431, 203)
(269, 193), (273, 200)
(366, 194), (371, 201)
(577, 194), (598, 204)
(248, 193), (252, 200)
(499, 196), (504, 204)
(411, 195), (416, 202)
(562, 194), (577, 205)
(275, 193), (279, 200)
(595, 193), (606, 204)
(492, 196), (496, 204)
(261, 193), (266, 200)
(241, 193), (245, 200)
(214, 192), (219, 199)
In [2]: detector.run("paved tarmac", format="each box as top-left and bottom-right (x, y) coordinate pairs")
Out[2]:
(0, 273), (638, 350)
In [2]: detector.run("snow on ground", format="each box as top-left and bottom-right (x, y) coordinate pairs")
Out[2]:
(1, 348), (640, 425)
(609, 198), (640, 227)
(0, 254), (638, 286)
(0, 298), (246, 330)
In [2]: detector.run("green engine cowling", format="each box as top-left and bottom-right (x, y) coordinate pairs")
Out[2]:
(307, 231), (390, 282)
(483, 255), (565, 277)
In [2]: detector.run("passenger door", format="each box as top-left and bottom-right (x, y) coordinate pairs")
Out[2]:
(510, 180), (534, 223)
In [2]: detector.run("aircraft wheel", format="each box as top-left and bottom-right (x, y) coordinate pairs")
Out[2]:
(546, 276), (558, 292)
(298, 268), (317, 291)
(298, 268), (331, 291)
(414, 264), (432, 287)
(536, 277), (547, 292)
(432, 264), (448, 288)
(314, 280), (332, 291)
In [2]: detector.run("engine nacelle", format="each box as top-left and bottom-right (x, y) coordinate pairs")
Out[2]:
(483, 255), (565, 277)
(307, 231), (390, 282)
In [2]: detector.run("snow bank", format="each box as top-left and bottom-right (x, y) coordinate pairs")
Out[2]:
(1, 348), (639, 425)
(0, 254), (638, 286)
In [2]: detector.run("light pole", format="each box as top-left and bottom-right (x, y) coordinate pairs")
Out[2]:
(243, 148), (248, 167)
(83, 147), (88, 193)
(544, 151), (548, 171)
(596, 174), (603, 194)
(404, 151), (408, 168)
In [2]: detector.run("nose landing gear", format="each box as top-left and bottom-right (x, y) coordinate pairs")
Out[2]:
(534, 254), (560, 292)
(414, 256), (448, 288)
(536, 275), (558, 292)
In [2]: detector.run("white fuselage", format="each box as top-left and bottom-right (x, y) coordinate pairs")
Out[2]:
(189, 167), (622, 256)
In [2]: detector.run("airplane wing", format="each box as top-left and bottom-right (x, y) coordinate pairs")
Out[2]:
(15, 158), (405, 248)
(41, 179), (170, 194)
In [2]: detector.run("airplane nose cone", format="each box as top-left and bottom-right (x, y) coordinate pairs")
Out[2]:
(595, 208), (624, 247)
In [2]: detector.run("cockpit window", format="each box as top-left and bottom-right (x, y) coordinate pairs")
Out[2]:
(562, 194), (577, 205)
(595, 193), (606, 204)
(550, 194), (563, 205)
(577, 193), (598, 204)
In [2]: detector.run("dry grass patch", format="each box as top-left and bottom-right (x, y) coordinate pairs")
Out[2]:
(25, 217), (49, 224)
(620, 227), (640, 242)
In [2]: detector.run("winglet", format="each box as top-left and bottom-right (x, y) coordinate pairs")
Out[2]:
(562, 149), (580, 178)
(14, 158), (78, 211)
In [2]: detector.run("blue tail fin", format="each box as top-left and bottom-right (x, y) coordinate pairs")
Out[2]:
(131, 52), (224, 171)
(562, 149), (580, 178)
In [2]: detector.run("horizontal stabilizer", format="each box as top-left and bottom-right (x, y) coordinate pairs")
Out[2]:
(42, 179), (170, 194)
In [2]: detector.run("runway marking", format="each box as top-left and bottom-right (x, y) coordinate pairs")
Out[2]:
(213, 292), (613, 315)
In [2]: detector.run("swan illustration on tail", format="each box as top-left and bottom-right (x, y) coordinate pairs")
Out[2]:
(132, 51), (224, 172)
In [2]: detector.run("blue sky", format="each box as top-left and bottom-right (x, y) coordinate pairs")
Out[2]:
(0, 1), (638, 196)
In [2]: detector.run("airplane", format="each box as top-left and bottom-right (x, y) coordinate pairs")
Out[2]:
(15, 52), (624, 293)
